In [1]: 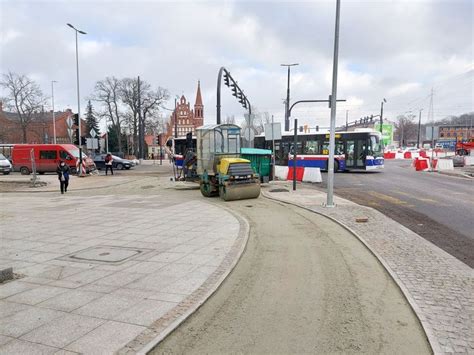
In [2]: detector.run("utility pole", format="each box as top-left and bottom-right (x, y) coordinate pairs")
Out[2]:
(417, 109), (423, 148)
(326, 0), (341, 208)
(51, 81), (57, 144)
(138, 76), (144, 160)
(281, 63), (299, 132)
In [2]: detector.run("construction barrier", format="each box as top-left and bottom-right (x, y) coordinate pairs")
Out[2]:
(437, 158), (454, 171)
(302, 167), (322, 183)
(414, 158), (430, 171)
(404, 152), (412, 159)
(464, 156), (474, 166)
(384, 152), (396, 159)
(274, 165), (289, 180)
(287, 167), (305, 181)
(419, 151), (427, 158)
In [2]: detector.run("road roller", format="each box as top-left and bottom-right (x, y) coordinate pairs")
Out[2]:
(196, 124), (260, 201)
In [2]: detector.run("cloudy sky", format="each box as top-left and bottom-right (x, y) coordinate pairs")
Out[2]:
(1, 0), (472, 130)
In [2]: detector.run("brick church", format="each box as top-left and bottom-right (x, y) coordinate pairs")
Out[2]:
(166, 81), (204, 139)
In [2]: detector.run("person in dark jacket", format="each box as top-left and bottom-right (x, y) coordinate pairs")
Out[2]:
(105, 153), (114, 176)
(56, 160), (70, 194)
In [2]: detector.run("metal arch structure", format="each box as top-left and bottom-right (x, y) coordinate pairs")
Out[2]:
(216, 67), (251, 124)
(288, 98), (346, 130)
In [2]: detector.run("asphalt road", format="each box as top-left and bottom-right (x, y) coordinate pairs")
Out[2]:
(318, 160), (474, 267)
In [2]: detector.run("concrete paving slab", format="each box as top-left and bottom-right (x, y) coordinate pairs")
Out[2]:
(20, 313), (104, 348)
(0, 335), (13, 347)
(65, 320), (146, 354)
(0, 307), (65, 337)
(37, 289), (104, 312)
(1, 183), (247, 353)
(0, 339), (59, 354)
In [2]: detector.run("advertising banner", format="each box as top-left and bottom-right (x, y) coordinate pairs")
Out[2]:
(374, 123), (393, 146)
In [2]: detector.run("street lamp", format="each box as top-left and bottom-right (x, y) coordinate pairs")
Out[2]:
(380, 98), (387, 136)
(67, 23), (86, 174)
(417, 108), (423, 148)
(281, 63), (299, 132)
(51, 81), (57, 144)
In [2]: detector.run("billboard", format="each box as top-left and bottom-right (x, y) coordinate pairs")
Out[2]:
(374, 123), (393, 146)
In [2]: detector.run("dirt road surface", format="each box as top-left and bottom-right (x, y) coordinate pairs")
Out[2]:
(152, 196), (430, 354)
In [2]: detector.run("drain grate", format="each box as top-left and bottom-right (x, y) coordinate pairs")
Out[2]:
(59, 246), (152, 264)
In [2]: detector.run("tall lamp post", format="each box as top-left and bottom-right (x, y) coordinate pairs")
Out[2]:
(380, 98), (387, 139)
(417, 108), (423, 148)
(51, 81), (57, 144)
(281, 63), (299, 132)
(67, 23), (86, 174)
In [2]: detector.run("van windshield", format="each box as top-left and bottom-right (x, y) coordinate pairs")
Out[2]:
(69, 148), (87, 159)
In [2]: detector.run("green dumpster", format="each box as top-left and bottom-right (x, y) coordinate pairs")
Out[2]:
(240, 148), (272, 183)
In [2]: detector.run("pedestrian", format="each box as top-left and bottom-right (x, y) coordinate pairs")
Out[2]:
(105, 153), (114, 176)
(56, 160), (70, 194)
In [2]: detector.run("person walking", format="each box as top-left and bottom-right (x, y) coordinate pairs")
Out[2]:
(105, 153), (114, 176)
(56, 160), (70, 194)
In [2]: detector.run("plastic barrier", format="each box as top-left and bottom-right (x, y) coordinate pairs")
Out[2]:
(302, 167), (322, 183)
(415, 158), (429, 171)
(274, 165), (289, 180)
(432, 158), (438, 170)
(419, 151), (427, 158)
(464, 156), (474, 166)
(395, 152), (404, 159)
(384, 152), (396, 159)
(437, 159), (454, 171)
(287, 167), (305, 181)
(411, 152), (420, 159)
(404, 152), (412, 159)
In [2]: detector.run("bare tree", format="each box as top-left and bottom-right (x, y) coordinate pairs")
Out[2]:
(395, 114), (417, 147)
(0, 72), (46, 143)
(92, 77), (123, 152)
(121, 78), (169, 155)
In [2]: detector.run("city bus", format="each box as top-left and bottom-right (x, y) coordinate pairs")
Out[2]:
(254, 129), (384, 171)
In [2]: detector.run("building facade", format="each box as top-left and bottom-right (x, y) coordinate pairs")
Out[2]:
(166, 81), (204, 139)
(0, 102), (86, 144)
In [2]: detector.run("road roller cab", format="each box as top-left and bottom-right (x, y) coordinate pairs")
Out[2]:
(196, 124), (260, 201)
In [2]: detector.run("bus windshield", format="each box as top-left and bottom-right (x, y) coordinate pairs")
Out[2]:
(369, 135), (382, 157)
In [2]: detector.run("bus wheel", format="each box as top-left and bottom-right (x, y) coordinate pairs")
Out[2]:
(20, 167), (30, 175)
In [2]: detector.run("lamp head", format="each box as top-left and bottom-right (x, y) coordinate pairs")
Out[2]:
(67, 23), (74, 29)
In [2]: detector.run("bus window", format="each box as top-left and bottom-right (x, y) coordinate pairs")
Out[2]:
(369, 135), (382, 157)
(304, 140), (318, 154)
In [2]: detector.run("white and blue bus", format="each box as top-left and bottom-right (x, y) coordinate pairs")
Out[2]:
(254, 129), (384, 171)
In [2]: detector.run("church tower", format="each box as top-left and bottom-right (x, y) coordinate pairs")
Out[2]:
(194, 81), (204, 127)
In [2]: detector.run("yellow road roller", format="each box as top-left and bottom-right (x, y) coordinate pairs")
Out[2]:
(196, 124), (260, 201)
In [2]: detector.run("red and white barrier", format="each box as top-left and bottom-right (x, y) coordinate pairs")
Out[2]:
(274, 165), (289, 180)
(302, 167), (322, 183)
(464, 156), (474, 166)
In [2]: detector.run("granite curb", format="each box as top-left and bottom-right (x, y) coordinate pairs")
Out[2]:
(261, 185), (473, 355)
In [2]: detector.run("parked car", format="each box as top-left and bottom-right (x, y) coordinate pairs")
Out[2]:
(93, 154), (133, 170)
(0, 153), (12, 175)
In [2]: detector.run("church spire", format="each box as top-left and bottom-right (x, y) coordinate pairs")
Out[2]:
(195, 80), (203, 107)
(194, 81), (203, 119)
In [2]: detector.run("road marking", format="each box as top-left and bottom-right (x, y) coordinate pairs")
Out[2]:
(367, 191), (407, 205)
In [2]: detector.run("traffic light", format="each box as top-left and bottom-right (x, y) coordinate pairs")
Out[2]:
(72, 113), (79, 126)
(299, 126), (303, 132)
(73, 128), (80, 145)
(315, 125), (319, 131)
(231, 83), (238, 97)
(242, 100), (247, 109)
(223, 72), (230, 87)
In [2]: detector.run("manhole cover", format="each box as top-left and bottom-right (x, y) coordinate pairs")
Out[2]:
(269, 188), (289, 193)
(61, 246), (152, 264)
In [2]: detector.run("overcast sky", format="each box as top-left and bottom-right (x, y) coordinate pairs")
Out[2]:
(1, 0), (473, 130)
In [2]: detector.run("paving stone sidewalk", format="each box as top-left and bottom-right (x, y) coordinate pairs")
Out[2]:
(0, 192), (247, 354)
(262, 183), (473, 355)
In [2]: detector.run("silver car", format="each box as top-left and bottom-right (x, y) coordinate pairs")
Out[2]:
(0, 153), (12, 175)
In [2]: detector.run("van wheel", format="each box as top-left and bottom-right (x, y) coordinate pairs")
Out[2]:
(20, 167), (30, 175)
(3, 172), (10, 175)
(38, 172), (45, 175)
(70, 167), (77, 174)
